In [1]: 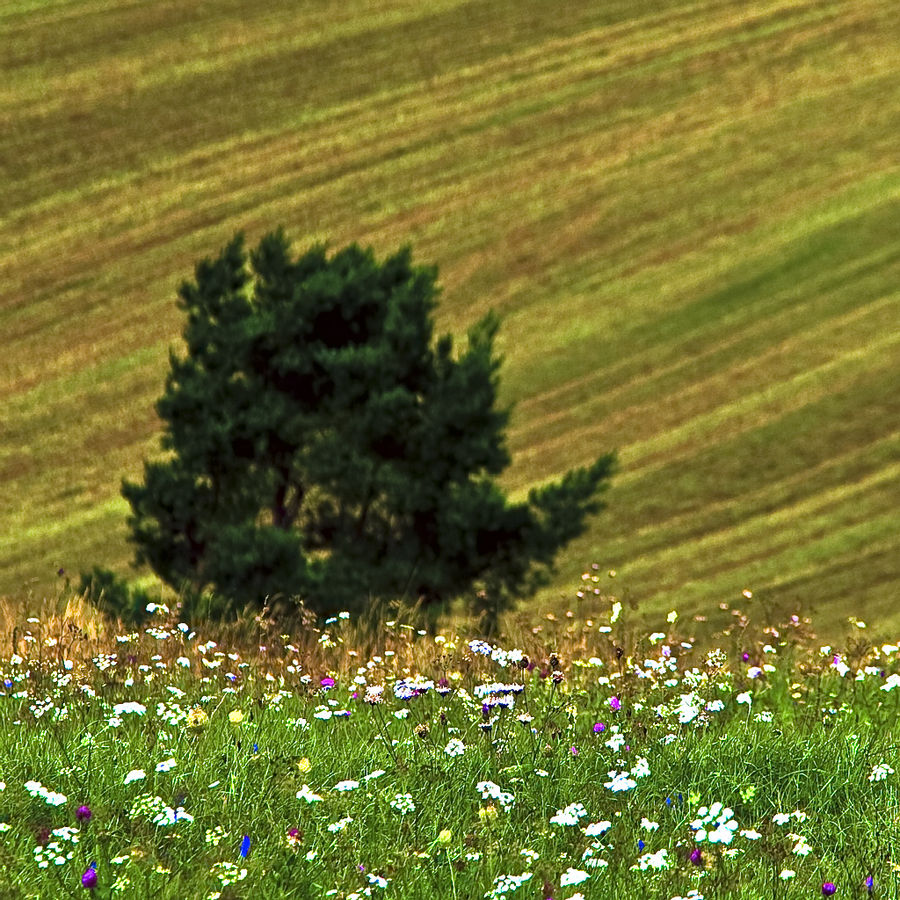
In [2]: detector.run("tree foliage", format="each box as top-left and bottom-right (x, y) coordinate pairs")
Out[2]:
(122, 230), (615, 624)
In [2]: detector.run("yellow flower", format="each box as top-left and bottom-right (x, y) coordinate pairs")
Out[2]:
(228, 710), (244, 726)
(295, 757), (312, 775)
(436, 828), (453, 846)
(478, 805), (498, 825)
(186, 707), (209, 731)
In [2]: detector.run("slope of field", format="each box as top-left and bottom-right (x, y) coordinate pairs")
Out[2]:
(2, 0), (898, 632)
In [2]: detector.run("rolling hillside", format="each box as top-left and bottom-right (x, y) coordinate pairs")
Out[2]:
(2, 0), (898, 633)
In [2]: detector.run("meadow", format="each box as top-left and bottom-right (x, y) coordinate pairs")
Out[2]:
(0, 582), (898, 898)
(2, 0), (899, 632)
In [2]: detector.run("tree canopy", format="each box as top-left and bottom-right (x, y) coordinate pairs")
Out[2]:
(122, 230), (615, 624)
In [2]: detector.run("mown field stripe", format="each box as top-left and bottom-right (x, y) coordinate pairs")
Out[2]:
(1, 0), (897, 625)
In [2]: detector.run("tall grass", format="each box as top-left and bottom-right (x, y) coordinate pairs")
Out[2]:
(0, 578), (898, 898)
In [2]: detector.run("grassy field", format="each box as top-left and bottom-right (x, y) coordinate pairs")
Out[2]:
(0, 594), (898, 898)
(2, 0), (898, 632)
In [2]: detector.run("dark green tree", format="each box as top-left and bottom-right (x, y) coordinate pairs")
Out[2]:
(123, 230), (615, 625)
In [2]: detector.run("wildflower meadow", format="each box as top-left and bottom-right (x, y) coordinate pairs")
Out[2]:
(1, 576), (898, 899)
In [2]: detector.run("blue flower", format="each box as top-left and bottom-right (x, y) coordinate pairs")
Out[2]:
(240, 835), (251, 858)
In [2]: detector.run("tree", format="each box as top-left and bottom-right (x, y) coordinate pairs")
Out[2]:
(122, 230), (615, 625)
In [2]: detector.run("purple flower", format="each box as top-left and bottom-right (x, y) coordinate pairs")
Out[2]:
(593, 722), (606, 733)
(75, 805), (92, 823)
(689, 847), (702, 866)
(81, 864), (98, 890)
(610, 696), (621, 711)
(865, 875), (874, 892)
(822, 883), (836, 896)
(742, 652), (750, 662)
(570, 746), (578, 756)
(320, 677), (335, 689)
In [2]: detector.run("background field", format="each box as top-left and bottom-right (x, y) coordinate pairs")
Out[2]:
(2, 0), (898, 634)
